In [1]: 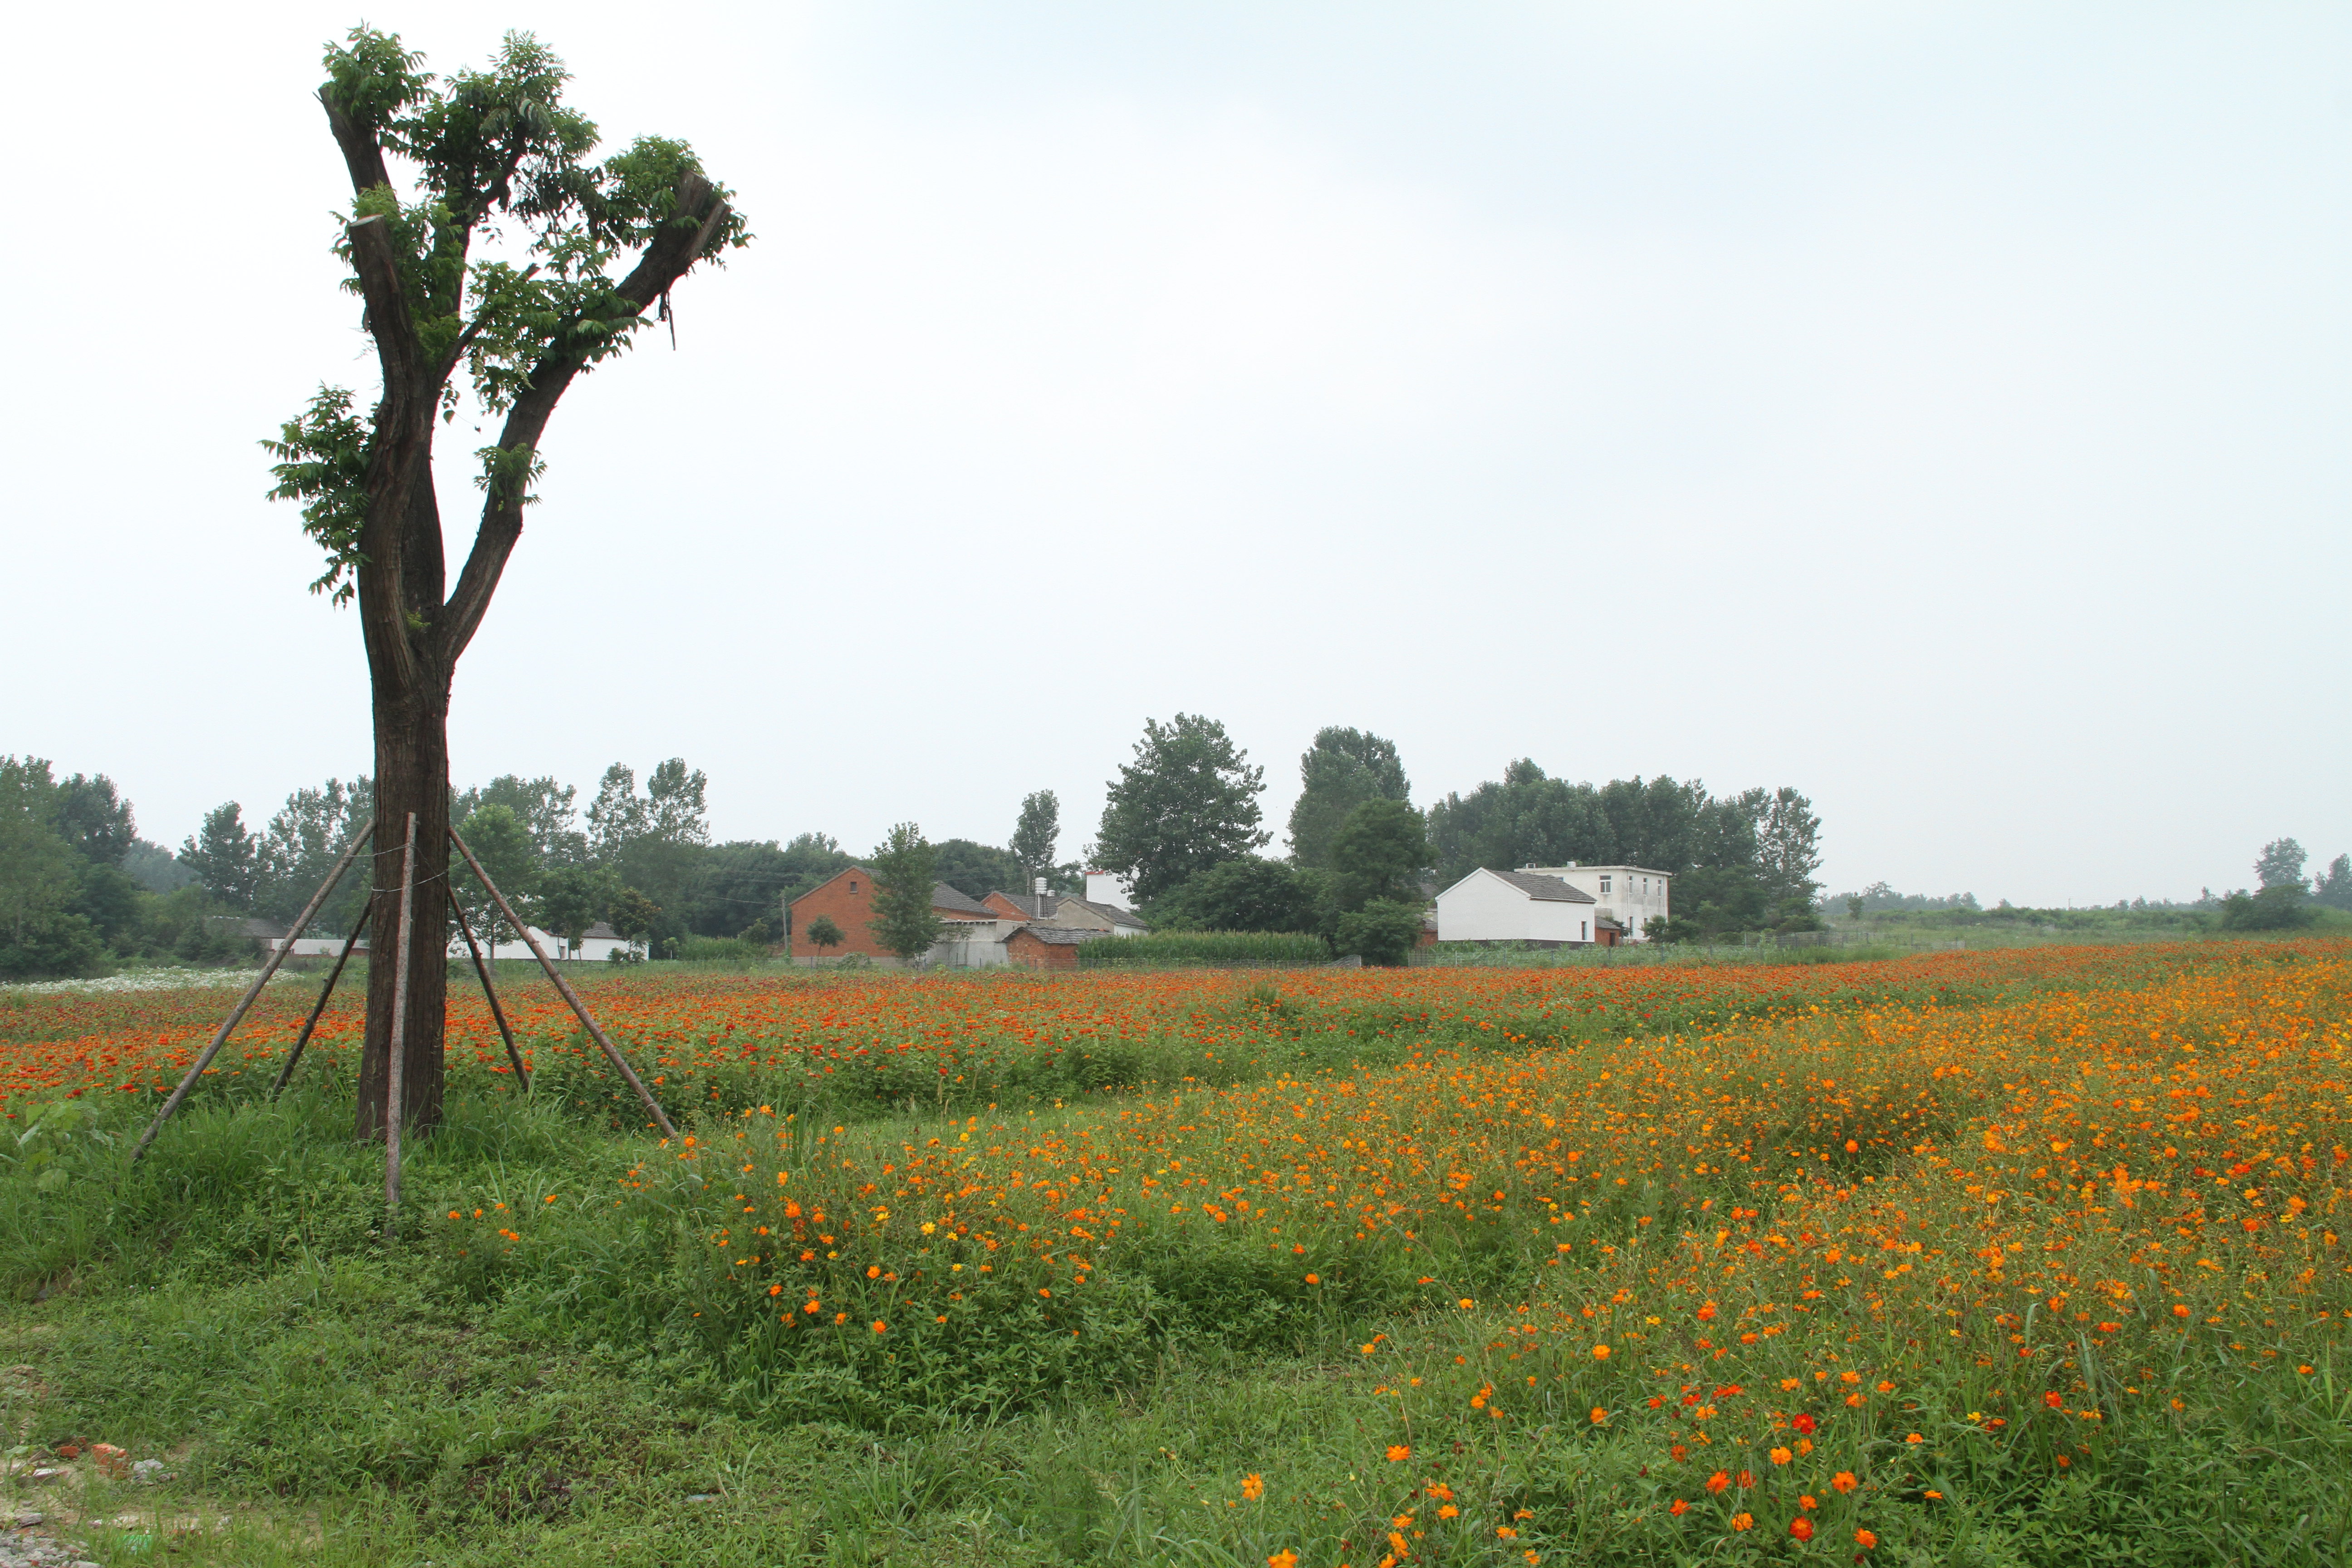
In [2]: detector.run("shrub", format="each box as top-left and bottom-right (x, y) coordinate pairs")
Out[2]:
(1078, 930), (1329, 968)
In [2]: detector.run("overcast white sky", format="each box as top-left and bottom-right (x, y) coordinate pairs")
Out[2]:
(4, 2), (2346, 905)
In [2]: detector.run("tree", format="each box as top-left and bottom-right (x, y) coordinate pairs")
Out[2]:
(1011, 790), (1060, 879)
(604, 886), (662, 956)
(181, 803), (262, 910)
(2220, 887), (2317, 932)
(1757, 788), (1823, 909)
(2255, 838), (2309, 893)
(1287, 728), (1409, 868)
(1333, 899), (1423, 967)
(2317, 854), (2352, 912)
(804, 913), (844, 956)
(1424, 760), (1607, 884)
(0, 759), (105, 980)
(536, 863), (611, 952)
(456, 774), (586, 865)
(1094, 714), (1269, 904)
(51, 774), (137, 866)
(645, 759), (710, 845)
(453, 803), (540, 956)
(1327, 799), (1435, 912)
(868, 823), (946, 961)
(1146, 858), (1320, 933)
(262, 26), (746, 1135)
(586, 764), (651, 862)
(679, 841), (803, 936)
(933, 839), (1027, 902)
(255, 777), (372, 929)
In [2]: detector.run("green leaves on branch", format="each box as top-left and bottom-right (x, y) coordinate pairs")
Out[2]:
(261, 386), (370, 605)
(474, 442), (546, 512)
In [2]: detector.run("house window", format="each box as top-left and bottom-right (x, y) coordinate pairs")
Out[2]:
(849, 880), (858, 894)
(1599, 875), (1612, 895)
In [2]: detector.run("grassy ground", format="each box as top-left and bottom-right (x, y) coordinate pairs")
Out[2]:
(4, 943), (2350, 1565)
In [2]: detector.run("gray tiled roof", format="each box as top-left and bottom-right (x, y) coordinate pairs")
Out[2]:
(1071, 897), (1149, 929)
(1012, 924), (1093, 945)
(1490, 869), (1597, 903)
(931, 883), (996, 917)
(990, 892), (1055, 919)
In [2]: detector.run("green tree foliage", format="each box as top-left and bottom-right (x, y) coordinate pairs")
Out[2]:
(603, 887), (662, 953)
(804, 913), (845, 954)
(456, 774), (586, 865)
(587, 758), (709, 862)
(1287, 728), (1410, 868)
(1333, 898), (1425, 967)
(253, 777), (373, 929)
(2220, 886), (2318, 931)
(868, 823), (946, 961)
(0, 759), (105, 980)
(121, 839), (195, 894)
(2255, 838), (2309, 892)
(454, 803), (540, 951)
(50, 774), (137, 866)
(180, 803), (262, 910)
(1326, 799), (1435, 913)
(1095, 714), (1269, 904)
(1011, 791), (1060, 880)
(680, 841), (802, 937)
(1758, 787), (1824, 907)
(535, 863), (612, 950)
(933, 839), (1028, 903)
(2317, 854), (2352, 913)
(1145, 858), (1321, 934)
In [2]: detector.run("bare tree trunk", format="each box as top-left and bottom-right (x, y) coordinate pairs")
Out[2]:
(355, 659), (452, 1139)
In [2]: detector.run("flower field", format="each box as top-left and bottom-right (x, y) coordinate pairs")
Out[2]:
(4, 941), (2350, 1566)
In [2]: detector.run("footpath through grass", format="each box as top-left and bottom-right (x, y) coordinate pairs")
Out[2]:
(2, 940), (2349, 1566)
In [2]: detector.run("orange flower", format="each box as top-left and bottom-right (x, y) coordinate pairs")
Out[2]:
(1832, 1471), (1858, 1494)
(1269, 1553), (1298, 1568)
(870, 1320), (887, 1334)
(1304, 1274), (1319, 1285)
(1769, 1447), (1793, 1467)
(1592, 1344), (1611, 1360)
(2173, 1303), (2191, 1318)
(1387, 1445), (1411, 1463)
(1242, 1473), (1265, 1502)
(1705, 1470), (1731, 1494)
(1789, 1517), (1814, 1542)
(1669, 1498), (1689, 1516)
(1735, 1470), (1755, 1490)
(1855, 1528), (1879, 1549)
(1730, 1512), (1754, 1532)
(2043, 1391), (2064, 1409)
(1590, 1407), (1607, 1425)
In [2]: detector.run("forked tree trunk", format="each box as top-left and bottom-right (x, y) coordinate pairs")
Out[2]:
(356, 672), (452, 1139)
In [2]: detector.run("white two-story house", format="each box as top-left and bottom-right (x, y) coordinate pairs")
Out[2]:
(1516, 865), (1671, 942)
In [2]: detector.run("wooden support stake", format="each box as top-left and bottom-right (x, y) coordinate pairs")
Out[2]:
(449, 826), (677, 1139)
(132, 816), (376, 1162)
(383, 812), (418, 1237)
(270, 907), (372, 1098)
(449, 888), (529, 1090)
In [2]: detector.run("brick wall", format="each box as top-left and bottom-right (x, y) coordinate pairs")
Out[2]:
(788, 867), (884, 957)
(1005, 929), (1080, 970)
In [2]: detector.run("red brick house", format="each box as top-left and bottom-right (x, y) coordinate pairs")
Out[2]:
(786, 868), (1002, 960)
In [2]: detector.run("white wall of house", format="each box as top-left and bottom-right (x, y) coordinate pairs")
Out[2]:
(1434, 869), (1597, 945)
(445, 926), (642, 962)
(1084, 870), (1135, 911)
(929, 917), (1024, 968)
(1521, 866), (1671, 941)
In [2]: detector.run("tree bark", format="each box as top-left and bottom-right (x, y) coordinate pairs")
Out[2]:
(356, 670), (451, 1139)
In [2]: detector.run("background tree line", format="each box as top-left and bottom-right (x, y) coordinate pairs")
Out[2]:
(1084, 719), (1829, 963)
(0, 750), (1081, 977)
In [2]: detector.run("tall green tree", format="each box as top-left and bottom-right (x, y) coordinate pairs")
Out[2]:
(0, 759), (105, 980)
(456, 774), (586, 865)
(453, 802), (540, 955)
(1326, 799), (1435, 912)
(2316, 854), (2352, 912)
(1757, 787), (1823, 908)
(181, 803), (263, 911)
(261, 26), (746, 1135)
(1094, 714), (1269, 904)
(2255, 838), (2309, 892)
(1146, 858), (1321, 933)
(1287, 727), (1409, 869)
(51, 775), (137, 866)
(535, 863), (612, 951)
(1011, 790), (1060, 880)
(868, 823), (945, 961)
